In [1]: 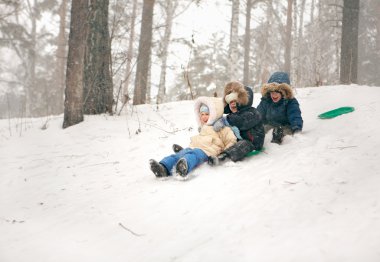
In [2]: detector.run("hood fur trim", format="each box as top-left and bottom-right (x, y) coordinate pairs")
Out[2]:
(223, 81), (249, 108)
(194, 96), (224, 127)
(261, 82), (294, 99)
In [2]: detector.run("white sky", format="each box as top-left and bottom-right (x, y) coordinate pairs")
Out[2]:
(172, 1), (232, 46)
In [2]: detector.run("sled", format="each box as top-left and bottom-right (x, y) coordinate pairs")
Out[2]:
(318, 106), (355, 119)
(246, 148), (264, 157)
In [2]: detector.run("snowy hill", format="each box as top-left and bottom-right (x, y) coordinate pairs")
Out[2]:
(1, 85), (380, 262)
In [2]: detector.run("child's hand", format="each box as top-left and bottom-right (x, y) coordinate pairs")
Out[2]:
(213, 117), (228, 131)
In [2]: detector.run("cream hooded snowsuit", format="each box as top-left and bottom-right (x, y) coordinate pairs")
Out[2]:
(189, 96), (237, 156)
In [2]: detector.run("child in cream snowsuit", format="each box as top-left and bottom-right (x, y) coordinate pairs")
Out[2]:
(149, 96), (237, 178)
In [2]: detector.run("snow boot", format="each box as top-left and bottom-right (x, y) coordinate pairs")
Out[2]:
(175, 158), (188, 177)
(207, 156), (218, 166)
(172, 144), (183, 153)
(218, 152), (229, 161)
(208, 152), (228, 166)
(271, 126), (284, 144)
(149, 159), (169, 177)
(224, 140), (255, 162)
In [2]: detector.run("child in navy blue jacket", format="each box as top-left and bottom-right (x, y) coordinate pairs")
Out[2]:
(257, 71), (303, 144)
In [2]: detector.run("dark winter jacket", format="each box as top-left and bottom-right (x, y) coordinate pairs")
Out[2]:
(223, 82), (265, 151)
(257, 82), (303, 132)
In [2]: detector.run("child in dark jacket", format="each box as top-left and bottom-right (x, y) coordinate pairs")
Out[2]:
(210, 81), (265, 164)
(257, 71), (303, 144)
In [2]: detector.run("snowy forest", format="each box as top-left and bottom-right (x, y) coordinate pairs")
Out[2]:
(2, 1), (380, 261)
(0, 0), (379, 125)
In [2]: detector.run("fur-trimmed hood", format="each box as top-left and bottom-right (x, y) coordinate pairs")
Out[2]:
(193, 96), (224, 127)
(261, 82), (294, 100)
(222, 81), (253, 113)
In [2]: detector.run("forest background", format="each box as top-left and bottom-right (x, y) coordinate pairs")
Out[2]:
(0, 0), (379, 126)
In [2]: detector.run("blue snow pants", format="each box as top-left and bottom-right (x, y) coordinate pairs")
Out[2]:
(159, 148), (208, 176)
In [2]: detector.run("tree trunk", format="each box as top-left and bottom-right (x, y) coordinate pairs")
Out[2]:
(84, 0), (113, 114)
(54, 0), (68, 114)
(256, 2), (272, 86)
(340, 0), (359, 84)
(284, 0), (293, 74)
(146, 60), (152, 103)
(292, 0), (297, 82)
(310, 0), (315, 24)
(133, 0), (155, 105)
(157, 0), (177, 104)
(63, 0), (88, 128)
(123, 0), (138, 102)
(243, 0), (252, 85)
(25, 0), (37, 116)
(296, 0), (306, 87)
(228, 0), (239, 81)
(314, 0), (322, 86)
(377, 1), (380, 52)
(334, 0), (341, 84)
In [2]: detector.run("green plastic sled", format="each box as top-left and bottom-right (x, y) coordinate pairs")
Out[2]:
(246, 148), (264, 157)
(318, 106), (355, 119)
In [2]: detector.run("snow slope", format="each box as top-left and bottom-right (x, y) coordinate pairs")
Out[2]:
(1, 85), (380, 262)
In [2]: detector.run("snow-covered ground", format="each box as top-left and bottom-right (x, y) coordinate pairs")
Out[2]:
(1, 85), (380, 262)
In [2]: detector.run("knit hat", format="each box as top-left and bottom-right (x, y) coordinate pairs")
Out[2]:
(267, 71), (291, 85)
(225, 92), (239, 104)
(199, 104), (209, 114)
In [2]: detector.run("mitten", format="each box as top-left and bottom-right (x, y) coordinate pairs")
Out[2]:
(213, 117), (228, 132)
(230, 126), (242, 140)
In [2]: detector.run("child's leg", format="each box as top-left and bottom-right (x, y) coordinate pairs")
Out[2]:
(160, 148), (192, 175)
(224, 140), (255, 162)
(149, 159), (169, 177)
(271, 125), (292, 144)
(181, 148), (208, 174)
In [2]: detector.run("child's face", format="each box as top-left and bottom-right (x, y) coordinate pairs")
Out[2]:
(200, 112), (209, 124)
(270, 92), (282, 103)
(229, 100), (238, 113)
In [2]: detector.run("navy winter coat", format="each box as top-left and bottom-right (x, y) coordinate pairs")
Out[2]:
(257, 97), (303, 131)
(257, 81), (303, 132)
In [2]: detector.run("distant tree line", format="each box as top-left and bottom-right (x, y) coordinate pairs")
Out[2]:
(0, 0), (378, 127)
